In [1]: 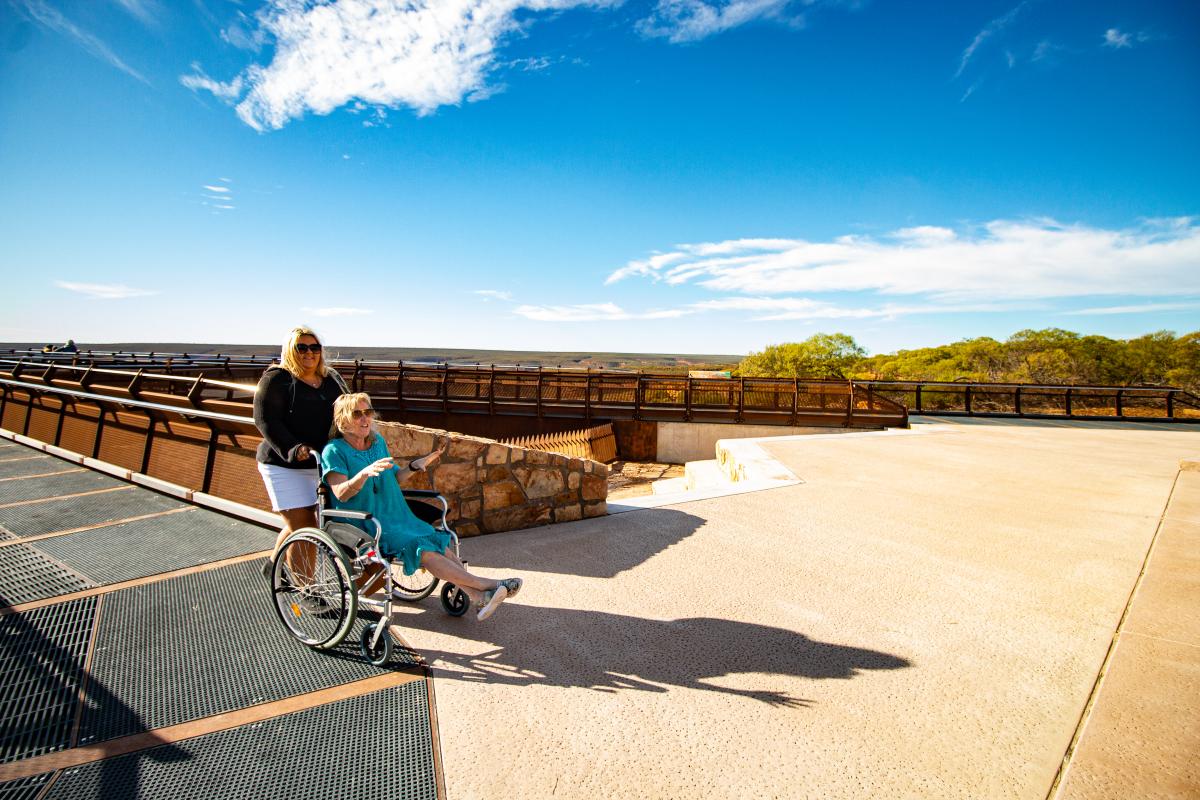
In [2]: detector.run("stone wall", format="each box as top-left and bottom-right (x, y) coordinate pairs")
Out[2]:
(376, 420), (607, 537)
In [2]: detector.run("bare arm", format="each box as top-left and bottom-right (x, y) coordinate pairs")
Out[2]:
(327, 457), (395, 502)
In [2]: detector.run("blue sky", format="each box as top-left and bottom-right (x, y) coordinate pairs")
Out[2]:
(1, 0), (1197, 356)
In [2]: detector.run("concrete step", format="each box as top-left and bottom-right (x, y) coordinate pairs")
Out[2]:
(685, 459), (732, 491)
(651, 477), (689, 495)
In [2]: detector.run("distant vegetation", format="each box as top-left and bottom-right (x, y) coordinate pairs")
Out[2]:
(736, 330), (1200, 391)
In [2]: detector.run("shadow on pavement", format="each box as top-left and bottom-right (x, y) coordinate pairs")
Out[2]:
(401, 604), (910, 707)
(461, 507), (706, 579)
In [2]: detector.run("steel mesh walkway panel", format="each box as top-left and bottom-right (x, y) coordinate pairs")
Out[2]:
(0, 597), (97, 763)
(21, 684), (437, 800)
(35, 509), (273, 585)
(81, 560), (420, 744)
(0, 774), (52, 800)
(0, 544), (94, 607)
(0, 457), (57, 480)
(0, 490), (185, 540)
(0, 472), (123, 505)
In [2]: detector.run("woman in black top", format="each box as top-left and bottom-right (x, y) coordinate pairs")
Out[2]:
(253, 326), (345, 559)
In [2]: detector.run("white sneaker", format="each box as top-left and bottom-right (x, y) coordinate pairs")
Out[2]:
(475, 585), (508, 621)
(500, 577), (523, 599)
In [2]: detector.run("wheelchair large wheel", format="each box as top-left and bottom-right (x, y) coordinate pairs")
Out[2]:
(272, 528), (358, 650)
(391, 565), (438, 602)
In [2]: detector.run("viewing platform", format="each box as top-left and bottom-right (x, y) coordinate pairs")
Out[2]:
(1, 351), (1197, 798)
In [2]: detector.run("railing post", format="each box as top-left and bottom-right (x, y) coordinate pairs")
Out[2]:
(634, 374), (643, 421)
(1167, 390), (1175, 419)
(915, 384), (923, 414)
(846, 380), (854, 427)
(1115, 389), (1123, 417)
(441, 364), (449, 414)
(1065, 387), (1072, 417)
(964, 384), (972, 415)
(683, 377), (691, 422)
(489, 365), (496, 417)
(736, 377), (744, 423)
(1014, 386), (1022, 416)
(791, 378), (799, 426)
(584, 369), (591, 422)
(536, 366), (543, 419)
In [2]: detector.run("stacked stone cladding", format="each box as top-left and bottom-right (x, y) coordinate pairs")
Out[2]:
(376, 420), (608, 536)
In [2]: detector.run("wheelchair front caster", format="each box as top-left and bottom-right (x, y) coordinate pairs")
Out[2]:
(440, 583), (470, 617)
(360, 623), (393, 666)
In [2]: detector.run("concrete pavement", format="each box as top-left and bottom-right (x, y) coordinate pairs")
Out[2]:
(391, 417), (1199, 799)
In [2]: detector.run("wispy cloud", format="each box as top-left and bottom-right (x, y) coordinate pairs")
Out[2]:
(199, 179), (235, 213)
(56, 281), (157, 300)
(14, 0), (149, 84)
(607, 218), (1200, 302)
(955, 1), (1030, 79)
(1102, 27), (1154, 49)
(636, 0), (807, 44)
(302, 307), (375, 317)
(202, 185), (230, 193)
(474, 290), (513, 301)
(181, 0), (620, 131)
(111, 0), (159, 27)
(1065, 301), (1200, 316)
(513, 303), (687, 322)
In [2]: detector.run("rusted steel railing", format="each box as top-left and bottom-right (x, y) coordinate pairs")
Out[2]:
(3, 355), (908, 428)
(856, 380), (1200, 422)
(0, 362), (270, 511)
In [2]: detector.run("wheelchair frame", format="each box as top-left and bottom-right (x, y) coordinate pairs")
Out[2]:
(269, 488), (471, 665)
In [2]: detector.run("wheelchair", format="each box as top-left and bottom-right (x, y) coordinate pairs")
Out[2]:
(268, 488), (471, 665)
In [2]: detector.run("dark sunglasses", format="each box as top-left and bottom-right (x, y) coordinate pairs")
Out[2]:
(294, 343), (323, 354)
(351, 408), (376, 419)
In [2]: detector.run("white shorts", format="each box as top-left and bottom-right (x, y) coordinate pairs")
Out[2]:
(257, 463), (319, 512)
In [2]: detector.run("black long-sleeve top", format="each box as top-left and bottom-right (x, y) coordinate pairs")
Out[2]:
(253, 366), (344, 469)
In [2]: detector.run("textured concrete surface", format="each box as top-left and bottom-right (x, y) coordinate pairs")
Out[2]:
(1056, 469), (1200, 800)
(392, 417), (1199, 799)
(655, 420), (865, 463)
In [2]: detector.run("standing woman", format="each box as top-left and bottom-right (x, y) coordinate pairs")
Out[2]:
(253, 326), (345, 566)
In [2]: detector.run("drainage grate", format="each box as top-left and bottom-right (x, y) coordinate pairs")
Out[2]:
(26, 683), (438, 800)
(0, 597), (98, 764)
(36, 508), (274, 586)
(0, 774), (53, 800)
(0, 473), (123, 506)
(0, 489), (186, 541)
(0, 544), (95, 607)
(0, 525), (15, 541)
(0, 457), (57, 480)
(81, 559), (420, 744)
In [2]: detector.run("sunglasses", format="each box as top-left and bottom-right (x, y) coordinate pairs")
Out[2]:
(351, 408), (376, 419)
(294, 343), (323, 354)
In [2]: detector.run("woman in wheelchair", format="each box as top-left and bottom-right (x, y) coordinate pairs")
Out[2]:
(321, 393), (522, 622)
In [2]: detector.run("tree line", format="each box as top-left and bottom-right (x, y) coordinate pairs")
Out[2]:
(735, 329), (1200, 391)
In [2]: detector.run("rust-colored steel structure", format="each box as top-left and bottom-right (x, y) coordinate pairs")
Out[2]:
(1, 351), (910, 429)
(0, 360), (271, 511)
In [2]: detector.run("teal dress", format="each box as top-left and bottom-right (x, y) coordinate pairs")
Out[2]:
(320, 436), (452, 575)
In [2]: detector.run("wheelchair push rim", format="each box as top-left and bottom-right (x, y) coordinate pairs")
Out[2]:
(271, 527), (359, 650)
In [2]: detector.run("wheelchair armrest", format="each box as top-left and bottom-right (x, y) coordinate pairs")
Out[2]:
(401, 490), (443, 499)
(322, 509), (373, 521)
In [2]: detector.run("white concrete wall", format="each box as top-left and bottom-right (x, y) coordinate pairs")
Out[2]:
(655, 421), (872, 463)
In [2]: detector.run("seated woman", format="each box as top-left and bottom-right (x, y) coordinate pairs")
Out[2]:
(321, 393), (522, 622)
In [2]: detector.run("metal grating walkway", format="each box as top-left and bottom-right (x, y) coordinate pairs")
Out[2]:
(0, 436), (444, 798)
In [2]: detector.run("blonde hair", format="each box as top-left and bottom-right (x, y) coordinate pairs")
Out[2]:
(279, 326), (328, 379)
(331, 392), (375, 439)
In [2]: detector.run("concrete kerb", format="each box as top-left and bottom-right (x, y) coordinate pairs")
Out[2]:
(608, 422), (943, 512)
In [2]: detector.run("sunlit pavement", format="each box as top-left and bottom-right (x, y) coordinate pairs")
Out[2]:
(391, 417), (1199, 799)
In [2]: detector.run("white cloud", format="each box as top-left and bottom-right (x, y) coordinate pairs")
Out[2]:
(955, 1), (1029, 78)
(1066, 301), (1200, 316)
(111, 0), (159, 27)
(55, 281), (157, 300)
(203, 185), (230, 193)
(636, 0), (804, 44)
(606, 218), (1200, 302)
(513, 302), (689, 322)
(181, 0), (618, 132)
(1103, 28), (1131, 48)
(15, 0), (149, 84)
(474, 290), (513, 301)
(302, 307), (375, 317)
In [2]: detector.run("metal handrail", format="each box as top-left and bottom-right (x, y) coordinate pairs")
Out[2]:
(0, 359), (257, 395)
(0, 376), (254, 424)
